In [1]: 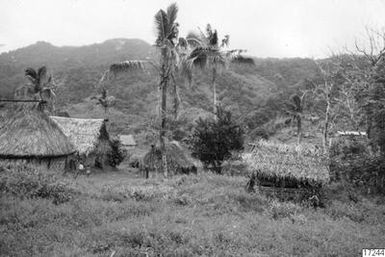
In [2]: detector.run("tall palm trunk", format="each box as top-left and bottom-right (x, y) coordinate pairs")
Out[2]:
(297, 115), (302, 145)
(172, 75), (179, 120)
(104, 106), (108, 121)
(212, 68), (217, 115)
(160, 49), (169, 177)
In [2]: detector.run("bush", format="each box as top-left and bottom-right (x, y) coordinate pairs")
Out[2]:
(107, 138), (128, 167)
(0, 164), (76, 204)
(188, 107), (244, 174)
(329, 137), (370, 182)
(371, 109), (385, 153)
(330, 137), (385, 194)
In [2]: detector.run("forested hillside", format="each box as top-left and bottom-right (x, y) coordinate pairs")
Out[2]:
(0, 39), (320, 137)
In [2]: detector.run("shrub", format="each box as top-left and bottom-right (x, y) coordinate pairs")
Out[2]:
(330, 136), (385, 194)
(107, 138), (128, 167)
(371, 109), (385, 153)
(188, 107), (244, 174)
(0, 164), (76, 204)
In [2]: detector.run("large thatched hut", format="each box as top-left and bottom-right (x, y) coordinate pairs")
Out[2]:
(50, 116), (111, 169)
(0, 109), (75, 170)
(142, 141), (197, 176)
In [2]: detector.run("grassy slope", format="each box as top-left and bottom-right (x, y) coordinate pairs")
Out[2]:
(1, 171), (385, 257)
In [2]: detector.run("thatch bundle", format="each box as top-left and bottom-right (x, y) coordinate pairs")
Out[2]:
(0, 109), (75, 158)
(244, 140), (329, 187)
(142, 141), (197, 175)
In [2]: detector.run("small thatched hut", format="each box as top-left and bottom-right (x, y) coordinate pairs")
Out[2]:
(119, 134), (137, 150)
(0, 109), (75, 170)
(142, 141), (197, 176)
(50, 116), (111, 169)
(244, 140), (329, 189)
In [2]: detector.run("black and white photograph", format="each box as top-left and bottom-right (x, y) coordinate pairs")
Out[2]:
(0, 0), (385, 256)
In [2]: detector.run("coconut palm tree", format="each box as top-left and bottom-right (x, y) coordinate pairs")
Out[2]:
(286, 92), (308, 144)
(15, 66), (56, 112)
(100, 3), (180, 177)
(91, 87), (115, 120)
(183, 24), (253, 115)
(153, 3), (180, 177)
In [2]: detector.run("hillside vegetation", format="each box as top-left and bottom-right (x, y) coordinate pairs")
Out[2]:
(0, 39), (319, 137)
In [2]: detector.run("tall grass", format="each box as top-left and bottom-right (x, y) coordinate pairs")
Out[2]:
(1, 167), (384, 256)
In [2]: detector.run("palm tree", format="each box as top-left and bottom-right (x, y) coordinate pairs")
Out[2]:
(15, 66), (56, 112)
(287, 92), (307, 144)
(153, 3), (180, 177)
(91, 87), (115, 120)
(183, 24), (253, 115)
(100, 3), (180, 177)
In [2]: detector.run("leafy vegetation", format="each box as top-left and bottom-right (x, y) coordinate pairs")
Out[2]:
(188, 107), (244, 173)
(107, 138), (128, 168)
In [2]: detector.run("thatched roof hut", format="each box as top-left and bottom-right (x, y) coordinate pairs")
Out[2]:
(244, 140), (329, 188)
(142, 141), (197, 175)
(0, 109), (75, 170)
(50, 116), (111, 168)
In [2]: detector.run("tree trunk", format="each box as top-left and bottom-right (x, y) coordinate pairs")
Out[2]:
(212, 68), (217, 115)
(104, 107), (108, 121)
(172, 75), (179, 120)
(160, 51), (169, 178)
(323, 94), (331, 153)
(297, 115), (302, 145)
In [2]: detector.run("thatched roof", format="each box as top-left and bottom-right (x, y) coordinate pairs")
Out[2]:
(119, 135), (136, 146)
(244, 140), (329, 185)
(0, 109), (75, 158)
(50, 116), (108, 156)
(143, 141), (195, 172)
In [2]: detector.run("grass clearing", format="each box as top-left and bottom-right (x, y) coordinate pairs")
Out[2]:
(1, 170), (385, 257)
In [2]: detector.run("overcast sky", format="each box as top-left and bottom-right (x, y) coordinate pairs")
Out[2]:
(1, 0), (385, 58)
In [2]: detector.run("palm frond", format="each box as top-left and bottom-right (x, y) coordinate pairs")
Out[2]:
(231, 55), (255, 65)
(24, 68), (38, 85)
(166, 3), (178, 33)
(37, 66), (48, 84)
(209, 30), (219, 47)
(108, 60), (147, 78)
(154, 9), (169, 45)
(25, 68), (37, 79)
(186, 32), (204, 47)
